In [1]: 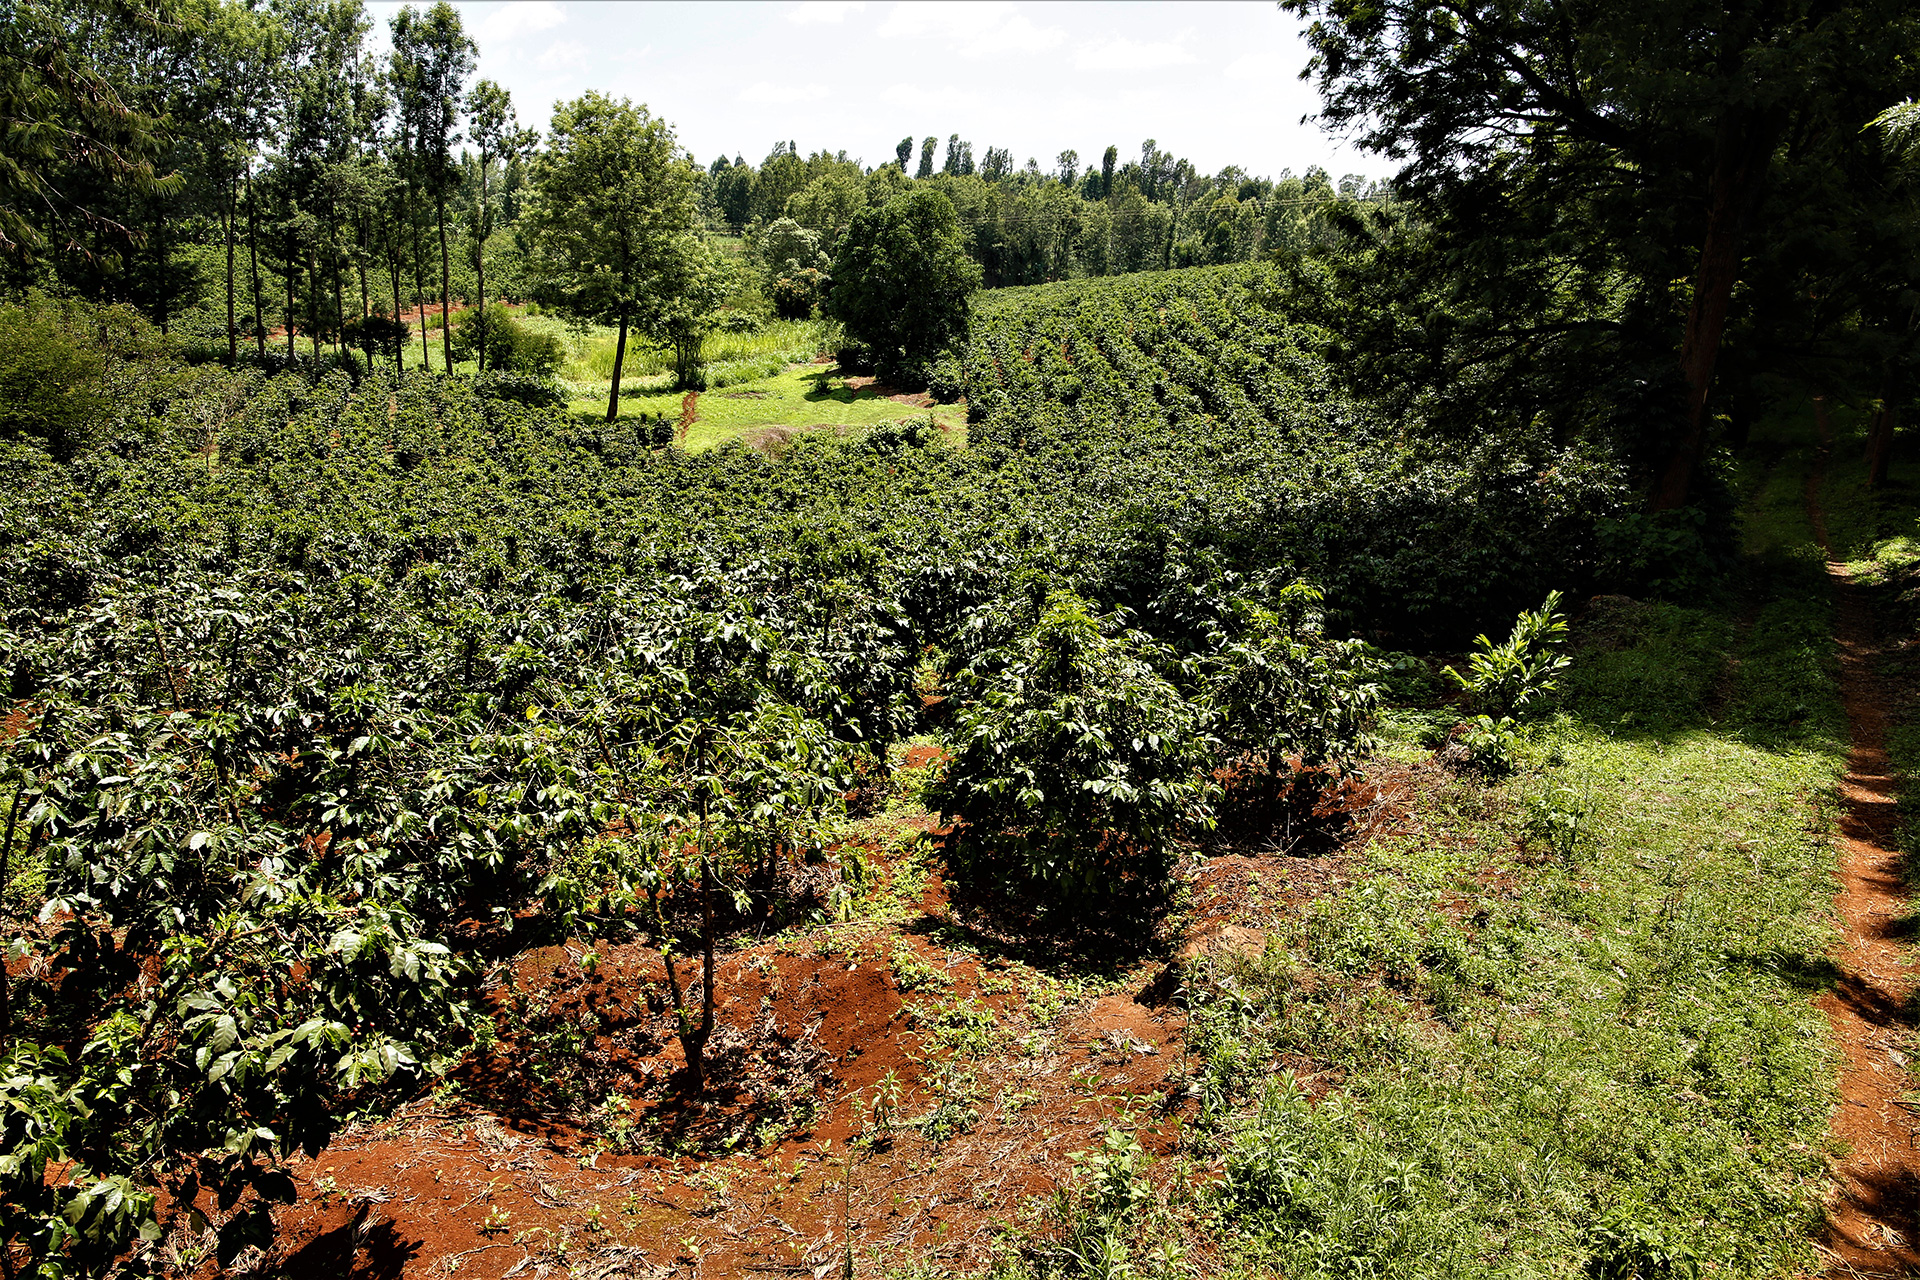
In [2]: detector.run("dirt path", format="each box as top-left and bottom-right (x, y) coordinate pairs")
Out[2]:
(1808, 419), (1920, 1276)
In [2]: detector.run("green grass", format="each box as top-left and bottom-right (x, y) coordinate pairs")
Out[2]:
(565, 364), (966, 453)
(367, 313), (967, 453)
(525, 314), (833, 389)
(1014, 431), (1854, 1278)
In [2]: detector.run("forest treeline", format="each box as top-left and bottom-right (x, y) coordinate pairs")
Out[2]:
(0, 0), (1369, 369)
(1, 0), (1915, 516)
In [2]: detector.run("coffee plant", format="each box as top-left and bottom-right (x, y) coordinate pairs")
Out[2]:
(0, 260), (1616, 1272)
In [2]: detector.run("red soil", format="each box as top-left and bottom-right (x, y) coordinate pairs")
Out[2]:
(838, 375), (937, 409)
(249, 923), (1191, 1280)
(1807, 410), (1920, 1275)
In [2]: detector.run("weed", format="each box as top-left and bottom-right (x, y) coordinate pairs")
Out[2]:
(918, 996), (1004, 1058)
(1523, 782), (1591, 859)
(912, 1057), (980, 1144)
(860, 1069), (907, 1145)
(1446, 590), (1572, 717)
(889, 939), (953, 993)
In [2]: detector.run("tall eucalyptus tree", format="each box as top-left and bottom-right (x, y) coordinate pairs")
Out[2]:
(389, 2), (473, 371)
(462, 78), (535, 373)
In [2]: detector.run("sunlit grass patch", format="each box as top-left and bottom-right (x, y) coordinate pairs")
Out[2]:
(563, 364), (965, 453)
(1150, 473), (1850, 1279)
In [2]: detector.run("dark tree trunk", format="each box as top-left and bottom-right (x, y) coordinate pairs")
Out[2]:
(1867, 372), (1902, 490)
(391, 246), (404, 368)
(1652, 111), (1781, 511)
(475, 158), (488, 374)
(332, 258), (346, 364)
(605, 312), (629, 422)
(356, 224), (370, 366)
(154, 209), (169, 336)
(412, 197), (430, 368)
(0, 787), (22, 1047)
(224, 173), (238, 366)
(285, 235), (297, 360)
(307, 251), (322, 361)
(245, 162), (266, 359)
(436, 194), (453, 372)
(697, 858), (716, 1088)
(658, 850), (717, 1096)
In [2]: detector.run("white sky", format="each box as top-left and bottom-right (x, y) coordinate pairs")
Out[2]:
(362, 0), (1378, 182)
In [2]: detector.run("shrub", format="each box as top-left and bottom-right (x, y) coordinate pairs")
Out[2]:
(1446, 590), (1570, 717)
(769, 269), (827, 321)
(1200, 582), (1381, 844)
(929, 588), (1211, 911)
(478, 371), (566, 409)
(447, 304), (563, 376)
(0, 297), (106, 459)
(1434, 713), (1523, 776)
(1206, 584), (1380, 767)
(924, 353), (964, 403)
(860, 415), (940, 453)
(343, 314), (409, 364)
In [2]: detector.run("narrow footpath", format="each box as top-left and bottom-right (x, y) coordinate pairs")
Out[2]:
(1808, 423), (1920, 1276)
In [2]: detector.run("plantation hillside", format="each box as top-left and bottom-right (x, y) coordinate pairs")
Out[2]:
(5, 0), (1920, 1274)
(0, 268), (1633, 1271)
(960, 265), (1629, 637)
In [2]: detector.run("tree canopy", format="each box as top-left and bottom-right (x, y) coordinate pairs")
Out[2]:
(1284, 0), (1920, 506)
(523, 92), (721, 417)
(827, 187), (981, 384)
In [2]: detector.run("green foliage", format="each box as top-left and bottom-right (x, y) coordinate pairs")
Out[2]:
(0, 298), (102, 459)
(963, 266), (1631, 641)
(344, 314), (410, 365)
(447, 303), (563, 376)
(1445, 591), (1571, 717)
(1203, 582), (1379, 767)
(1445, 713), (1523, 777)
(0, 295), (174, 460)
(828, 187), (980, 384)
(524, 92), (725, 405)
(930, 588), (1211, 910)
(1583, 1214), (1702, 1280)
(1524, 783), (1591, 858)
(769, 269), (827, 321)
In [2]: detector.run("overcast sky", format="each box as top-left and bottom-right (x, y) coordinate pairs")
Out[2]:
(362, 0), (1379, 182)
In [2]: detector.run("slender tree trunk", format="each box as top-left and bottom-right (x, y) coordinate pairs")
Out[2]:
(245, 161), (266, 359)
(332, 257), (346, 365)
(696, 856), (716, 1092)
(356, 225), (370, 367)
(412, 205), (430, 368)
(1725, 382), (1757, 452)
(153, 200), (168, 335)
(0, 787), (22, 1048)
(307, 251), (322, 361)
(1867, 371), (1902, 490)
(1651, 111), (1781, 511)
(436, 193), (453, 372)
(224, 172), (238, 366)
(475, 157), (489, 374)
(391, 246), (404, 369)
(285, 234), (297, 360)
(605, 311), (629, 422)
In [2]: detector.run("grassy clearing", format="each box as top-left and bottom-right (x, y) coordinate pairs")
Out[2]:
(569, 363), (966, 453)
(1011, 441), (1850, 1278)
(522, 313), (834, 392)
